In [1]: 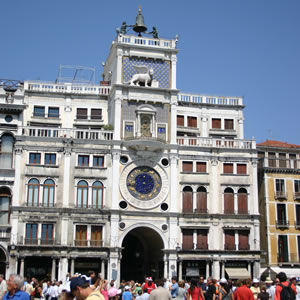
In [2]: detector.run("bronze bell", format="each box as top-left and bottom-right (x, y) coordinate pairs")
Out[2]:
(133, 6), (147, 36)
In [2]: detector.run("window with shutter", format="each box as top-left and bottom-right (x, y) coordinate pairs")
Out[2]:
(212, 118), (221, 129)
(225, 230), (235, 250)
(279, 153), (286, 168)
(187, 116), (197, 128)
(197, 229), (208, 249)
(268, 152), (276, 167)
(237, 164), (247, 174)
(182, 187), (193, 213)
(75, 225), (88, 246)
(196, 187), (207, 213)
(223, 163), (233, 174)
(196, 162), (206, 173)
(182, 161), (193, 172)
(91, 109), (102, 120)
(224, 188), (234, 214)
(224, 119), (234, 130)
(91, 225), (102, 246)
(77, 108), (87, 119)
(238, 230), (249, 250)
(177, 115), (184, 126)
(290, 154), (297, 169)
(278, 235), (288, 262)
(237, 188), (248, 214)
(182, 229), (194, 249)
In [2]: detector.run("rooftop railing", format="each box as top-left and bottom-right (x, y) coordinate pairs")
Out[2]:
(24, 81), (110, 96)
(178, 93), (243, 106)
(117, 34), (176, 49)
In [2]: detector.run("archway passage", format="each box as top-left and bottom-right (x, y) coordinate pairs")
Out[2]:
(0, 248), (7, 276)
(121, 227), (164, 282)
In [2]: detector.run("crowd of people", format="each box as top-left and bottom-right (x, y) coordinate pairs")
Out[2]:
(0, 271), (298, 300)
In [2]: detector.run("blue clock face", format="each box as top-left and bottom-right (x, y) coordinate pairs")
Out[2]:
(127, 166), (161, 200)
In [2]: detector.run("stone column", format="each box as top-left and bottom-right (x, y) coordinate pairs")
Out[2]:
(113, 98), (122, 140)
(12, 148), (22, 206)
(206, 261), (210, 278)
(234, 192), (238, 215)
(254, 261), (260, 279)
(171, 55), (177, 89)
(168, 254), (177, 279)
(62, 148), (71, 208)
(19, 258), (24, 277)
(71, 258), (75, 276)
(238, 118), (244, 139)
(170, 100), (178, 144)
(111, 152), (120, 209)
(251, 161), (259, 215)
(101, 259), (105, 278)
(164, 255), (168, 279)
(58, 257), (68, 281)
(201, 116), (208, 137)
(210, 159), (219, 214)
(220, 261), (225, 278)
(170, 155), (179, 213)
(212, 259), (220, 280)
(192, 190), (196, 212)
(178, 260), (182, 281)
(51, 258), (56, 281)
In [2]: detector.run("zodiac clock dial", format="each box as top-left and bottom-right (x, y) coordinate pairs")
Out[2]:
(126, 166), (162, 200)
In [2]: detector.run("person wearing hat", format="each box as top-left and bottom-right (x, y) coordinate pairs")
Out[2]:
(219, 278), (233, 300)
(122, 286), (132, 300)
(264, 277), (275, 300)
(250, 279), (260, 300)
(70, 275), (105, 300)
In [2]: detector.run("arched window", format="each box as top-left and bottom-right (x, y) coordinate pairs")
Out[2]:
(196, 186), (207, 213)
(0, 187), (11, 224)
(224, 187), (234, 214)
(0, 134), (14, 169)
(182, 186), (193, 213)
(43, 179), (55, 207)
(77, 180), (88, 208)
(27, 179), (40, 207)
(92, 181), (103, 208)
(238, 188), (248, 214)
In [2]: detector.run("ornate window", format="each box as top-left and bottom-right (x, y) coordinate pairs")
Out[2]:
(196, 186), (207, 213)
(0, 134), (14, 168)
(238, 188), (248, 214)
(224, 187), (234, 214)
(182, 186), (193, 213)
(43, 179), (55, 207)
(0, 187), (11, 224)
(77, 180), (88, 208)
(27, 179), (40, 207)
(92, 181), (103, 208)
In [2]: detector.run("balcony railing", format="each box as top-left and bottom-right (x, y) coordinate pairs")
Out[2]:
(24, 81), (110, 96)
(194, 208), (208, 214)
(176, 137), (255, 149)
(22, 126), (113, 141)
(74, 240), (103, 247)
(26, 202), (55, 208)
(294, 192), (300, 200)
(275, 191), (287, 200)
(278, 253), (300, 264)
(24, 238), (55, 246)
(276, 220), (289, 229)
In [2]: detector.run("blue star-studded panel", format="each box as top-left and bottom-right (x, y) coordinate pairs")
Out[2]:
(123, 57), (170, 88)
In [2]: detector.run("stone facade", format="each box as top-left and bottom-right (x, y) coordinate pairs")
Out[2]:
(0, 30), (260, 282)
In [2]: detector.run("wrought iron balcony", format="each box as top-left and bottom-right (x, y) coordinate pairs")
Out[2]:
(74, 240), (104, 247)
(275, 191), (287, 200)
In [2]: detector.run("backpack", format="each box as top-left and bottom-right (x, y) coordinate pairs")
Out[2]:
(279, 283), (295, 300)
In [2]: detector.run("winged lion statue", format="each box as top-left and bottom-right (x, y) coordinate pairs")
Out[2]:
(128, 65), (154, 86)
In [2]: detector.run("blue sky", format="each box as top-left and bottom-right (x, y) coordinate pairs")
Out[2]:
(1, 0), (299, 144)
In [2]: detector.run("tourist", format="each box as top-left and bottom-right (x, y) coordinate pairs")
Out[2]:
(3, 274), (30, 300)
(149, 279), (171, 300)
(218, 278), (233, 300)
(257, 285), (269, 300)
(135, 290), (143, 300)
(204, 277), (216, 300)
(187, 279), (204, 300)
(250, 279), (261, 300)
(142, 278), (155, 294)
(234, 279), (254, 300)
(70, 275), (105, 300)
(264, 277), (275, 300)
(0, 274), (7, 300)
(176, 281), (186, 300)
(170, 277), (178, 299)
(198, 277), (206, 294)
(122, 286), (132, 300)
(274, 272), (296, 300)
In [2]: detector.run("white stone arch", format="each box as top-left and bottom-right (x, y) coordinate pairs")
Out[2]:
(118, 222), (167, 249)
(0, 244), (9, 262)
(0, 131), (16, 139)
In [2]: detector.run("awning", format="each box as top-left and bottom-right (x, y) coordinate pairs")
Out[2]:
(225, 268), (251, 279)
(270, 267), (300, 278)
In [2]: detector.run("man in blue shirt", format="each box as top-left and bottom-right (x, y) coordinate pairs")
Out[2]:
(122, 286), (132, 300)
(3, 274), (29, 300)
(170, 277), (178, 299)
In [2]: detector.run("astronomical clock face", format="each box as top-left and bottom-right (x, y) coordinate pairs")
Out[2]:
(120, 160), (168, 209)
(127, 166), (161, 201)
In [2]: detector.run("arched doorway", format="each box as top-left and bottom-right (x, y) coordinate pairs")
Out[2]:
(121, 227), (164, 282)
